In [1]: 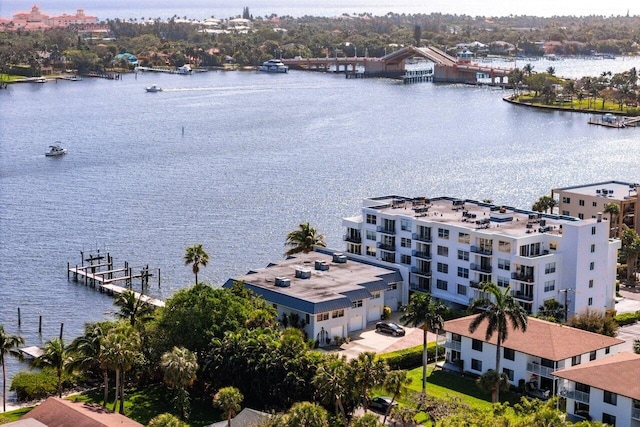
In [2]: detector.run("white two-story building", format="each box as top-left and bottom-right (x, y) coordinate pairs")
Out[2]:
(443, 315), (624, 397)
(343, 195), (620, 317)
(223, 249), (403, 347)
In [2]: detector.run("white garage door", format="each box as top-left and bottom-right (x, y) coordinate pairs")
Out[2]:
(367, 306), (380, 323)
(350, 315), (363, 332)
(331, 325), (343, 340)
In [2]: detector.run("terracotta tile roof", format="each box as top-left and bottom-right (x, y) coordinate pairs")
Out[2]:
(23, 397), (144, 427)
(443, 315), (623, 361)
(553, 352), (640, 401)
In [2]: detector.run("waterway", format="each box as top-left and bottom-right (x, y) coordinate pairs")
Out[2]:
(1, 58), (640, 404)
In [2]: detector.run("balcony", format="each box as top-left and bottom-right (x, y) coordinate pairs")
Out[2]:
(470, 246), (492, 256)
(511, 272), (534, 282)
(412, 233), (432, 243)
(343, 234), (362, 244)
(526, 362), (554, 378)
(411, 266), (431, 277)
(377, 242), (396, 252)
(377, 225), (396, 235)
(470, 280), (483, 289)
(412, 250), (431, 260)
(632, 407), (640, 421)
(470, 263), (492, 273)
(445, 340), (461, 351)
(514, 291), (534, 302)
(565, 389), (590, 404)
(410, 282), (431, 292)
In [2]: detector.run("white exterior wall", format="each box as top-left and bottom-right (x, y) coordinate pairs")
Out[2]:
(561, 380), (639, 426)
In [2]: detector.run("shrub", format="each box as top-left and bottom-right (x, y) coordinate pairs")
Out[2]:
(10, 370), (58, 401)
(614, 311), (639, 326)
(382, 306), (392, 320)
(378, 342), (444, 370)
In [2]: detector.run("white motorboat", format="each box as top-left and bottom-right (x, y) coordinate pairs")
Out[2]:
(46, 144), (67, 157)
(258, 59), (288, 73)
(145, 84), (163, 92)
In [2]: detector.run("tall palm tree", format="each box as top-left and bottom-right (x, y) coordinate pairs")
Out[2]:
(284, 222), (326, 256)
(604, 202), (620, 238)
(284, 401), (329, 427)
(349, 352), (388, 411)
(161, 346), (199, 420)
(468, 283), (528, 403)
(32, 337), (67, 398)
(102, 324), (140, 414)
(382, 370), (411, 424)
(114, 290), (155, 327)
(312, 354), (352, 421)
(0, 325), (24, 412)
(400, 293), (446, 397)
(213, 386), (243, 427)
(184, 244), (209, 285)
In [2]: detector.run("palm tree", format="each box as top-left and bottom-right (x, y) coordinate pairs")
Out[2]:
(161, 346), (199, 420)
(382, 370), (411, 424)
(312, 354), (352, 421)
(604, 202), (620, 238)
(0, 325), (24, 412)
(184, 244), (209, 285)
(284, 401), (329, 427)
(102, 324), (140, 414)
(468, 283), (528, 403)
(284, 222), (326, 256)
(114, 290), (155, 327)
(32, 337), (67, 398)
(213, 386), (243, 427)
(400, 293), (446, 397)
(350, 352), (388, 411)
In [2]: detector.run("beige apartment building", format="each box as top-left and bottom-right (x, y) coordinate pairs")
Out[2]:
(552, 181), (639, 238)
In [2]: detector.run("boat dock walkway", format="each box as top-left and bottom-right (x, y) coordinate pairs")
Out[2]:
(588, 115), (640, 128)
(67, 250), (163, 307)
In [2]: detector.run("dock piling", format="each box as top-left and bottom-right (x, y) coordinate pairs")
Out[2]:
(59, 323), (64, 340)
(39, 315), (42, 334)
(18, 307), (21, 327)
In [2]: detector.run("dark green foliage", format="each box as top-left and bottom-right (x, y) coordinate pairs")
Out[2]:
(10, 369), (74, 401)
(614, 311), (639, 326)
(377, 343), (443, 370)
(568, 308), (619, 337)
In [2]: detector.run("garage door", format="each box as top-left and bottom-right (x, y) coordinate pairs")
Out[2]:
(386, 297), (398, 311)
(350, 315), (363, 332)
(367, 306), (380, 323)
(331, 325), (343, 340)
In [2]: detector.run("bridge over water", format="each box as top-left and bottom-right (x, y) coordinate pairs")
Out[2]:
(281, 46), (512, 84)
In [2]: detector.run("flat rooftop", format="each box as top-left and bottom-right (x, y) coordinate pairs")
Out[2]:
(553, 180), (639, 201)
(357, 196), (587, 237)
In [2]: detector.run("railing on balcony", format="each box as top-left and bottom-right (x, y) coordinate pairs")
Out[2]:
(514, 291), (534, 301)
(470, 280), (483, 289)
(343, 234), (362, 243)
(511, 272), (534, 282)
(410, 282), (431, 292)
(470, 245), (493, 256)
(632, 407), (640, 421)
(565, 389), (590, 404)
(412, 233), (431, 243)
(377, 225), (396, 235)
(377, 242), (396, 251)
(412, 250), (431, 260)
(411, 266), (431, 277)
(527, 362), (554, 378)
(470, 263), (492, 273)
(444, 340), (461, 351)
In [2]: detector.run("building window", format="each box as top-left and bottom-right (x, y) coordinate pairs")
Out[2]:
(572, 355), (581, 366)
(605, 346), (610, 354)
(545, 262), (556, 274)
(472, 339), (483, 351)
(366, 214), (377, 225)
(438, 228), (450, 239)
(317, 313), (329, 321)
(498, 241), (511, 253)
(388, 283), (398, 290)
(401, 237), (411, 247)
(372, 292), (381, 299)
(401, 219), (411, 231)
(457, 284), (466, 295)
(498, 258), (510, 271)
(578, 213), (584, 220)
(592, 201), (597, 207)
(457, 267), (469, 278)
(602, 413), (616, 426)
(437, 245), (449, 257)
(590, 262), (595, 271)
(366, 230), (376, 240)
(579, 199), (585, 206)
(306, 313), (310, 324)
(590, 244), (595, 253)
(562, 197), (571, 203)
(332, 309), (345, 318)
(437, 263), (449, 274)
(471, 359), (482, 371)
(458, 250), (469, 261)
(352, 300), (363, 308)
(366, 246), (376, 257)
(562, 210), (570, 216)
(503, 368), (514, 381)
(400, 254), (411, 265)
(504, 347), (515, 361)
(544, 280), (555, 292)
(591, 226), (596, 235)
(588, 297), (593, 306)
(589, 279), (594, 288)
(436, 279), (448, 291)
(458, 232), (470, 244)
(604, 391), (618, 406)
(589, 350), (596, 361)
(497, 276), (509, 287)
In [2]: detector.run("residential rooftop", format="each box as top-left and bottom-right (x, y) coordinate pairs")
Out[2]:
(552, 180), (639, 201)
(553, 352), (640, 401)
(444, 315), (623, 362)
(347, 195), (592, 238)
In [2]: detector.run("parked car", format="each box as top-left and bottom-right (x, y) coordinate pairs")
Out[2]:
(375, 321), (406, 336)
(369, 396), (397, 413)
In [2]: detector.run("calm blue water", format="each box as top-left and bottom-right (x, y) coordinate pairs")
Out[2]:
(1, 58), (640, 404)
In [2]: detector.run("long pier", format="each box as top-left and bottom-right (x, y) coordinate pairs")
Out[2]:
(67, 250), (164, 307)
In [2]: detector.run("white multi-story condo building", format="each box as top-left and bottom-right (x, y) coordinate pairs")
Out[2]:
(343, 195), (620, 317)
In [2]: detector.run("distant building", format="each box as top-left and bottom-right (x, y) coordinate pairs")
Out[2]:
(1, 5), (98, 32)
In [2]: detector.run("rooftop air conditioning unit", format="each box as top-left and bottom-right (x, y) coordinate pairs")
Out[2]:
(295, 268), (312, 279)
(315, 260), (330, 271)
(275, 277), (291, 287)
(332, 252), (347, 263)
(540, 219), (546, 227)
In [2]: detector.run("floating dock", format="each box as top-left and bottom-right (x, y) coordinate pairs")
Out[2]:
(67, 250), (164, 307)
(588, 115), (640, 128)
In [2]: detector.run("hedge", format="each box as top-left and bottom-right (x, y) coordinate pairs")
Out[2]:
(378, 342), (445, 370)
(614, 310), (640, 327)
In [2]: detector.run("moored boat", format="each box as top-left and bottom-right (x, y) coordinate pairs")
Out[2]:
(258, 59), (289, 73)
(45, 144), (67, 157)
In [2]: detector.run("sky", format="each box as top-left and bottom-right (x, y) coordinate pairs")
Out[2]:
(0, 0), (637, 19)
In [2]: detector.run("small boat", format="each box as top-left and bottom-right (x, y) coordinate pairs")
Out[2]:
(145, 84), (163, 92)
(258, 59), (288, 73)
(45, 144), (67, 157)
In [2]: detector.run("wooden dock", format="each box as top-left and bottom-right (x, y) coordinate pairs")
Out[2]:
(68, 250), (163, 308)
(588, 115), (640, 128)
